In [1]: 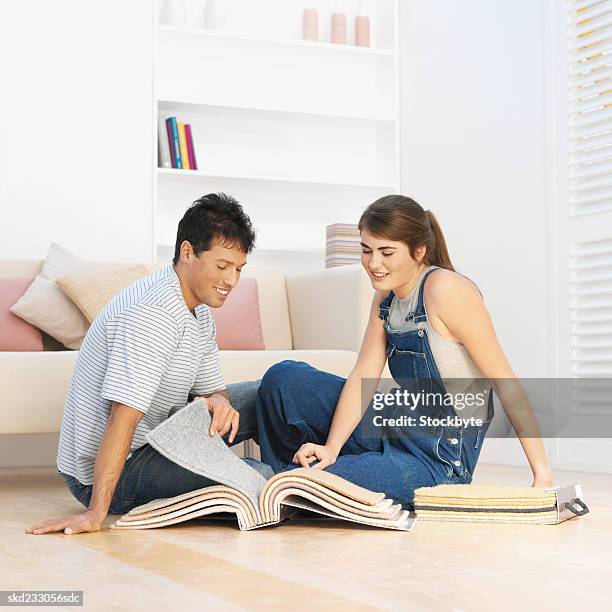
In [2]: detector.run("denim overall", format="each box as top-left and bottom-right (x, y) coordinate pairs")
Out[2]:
(377, 267), (494, 484)
(256, 268), (494, 508)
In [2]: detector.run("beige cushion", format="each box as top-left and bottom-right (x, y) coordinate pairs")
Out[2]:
(287, 264), (373, 352)
(56, 265), (150, 323)
(10, 275), (89, 350)
(9, 244), (149, 349)
(240, 266), (292, 350)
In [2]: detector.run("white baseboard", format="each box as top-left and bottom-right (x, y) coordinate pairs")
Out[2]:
(0, 433), (249, 469)
(0, 433), (59, 468)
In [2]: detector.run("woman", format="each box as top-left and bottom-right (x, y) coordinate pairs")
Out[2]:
(256, 195), (552, 506)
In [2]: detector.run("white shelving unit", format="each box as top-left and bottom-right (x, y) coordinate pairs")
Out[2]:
(153, 0), (400, 272)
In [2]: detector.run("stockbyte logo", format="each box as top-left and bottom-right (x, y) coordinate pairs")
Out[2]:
(371, 413), (486, 429)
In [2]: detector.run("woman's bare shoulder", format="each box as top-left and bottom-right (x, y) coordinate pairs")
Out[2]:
(426, 268), (481, 303)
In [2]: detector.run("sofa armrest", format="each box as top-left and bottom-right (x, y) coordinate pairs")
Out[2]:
(0, 351), (78, 434)
(286, 264), (373, 352)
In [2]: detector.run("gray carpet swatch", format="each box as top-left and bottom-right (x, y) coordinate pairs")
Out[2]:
(146, 399), (268, 509)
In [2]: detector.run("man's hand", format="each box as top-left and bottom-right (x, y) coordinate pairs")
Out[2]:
(25, 510), (105, 536)
(293, 443), (338, 470)
(197, 394), (239, 443)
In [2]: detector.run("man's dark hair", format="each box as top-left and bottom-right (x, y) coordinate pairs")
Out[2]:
(173, 193), (256, 265)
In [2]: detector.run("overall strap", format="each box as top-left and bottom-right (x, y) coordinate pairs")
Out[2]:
(378, 291), (395, 321)
(413, 266), (441, 323)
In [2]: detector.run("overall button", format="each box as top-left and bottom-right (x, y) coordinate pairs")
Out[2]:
(417, 329), (424, 337)
(449, 438), (459, 445)
(453, 460), (461, 467)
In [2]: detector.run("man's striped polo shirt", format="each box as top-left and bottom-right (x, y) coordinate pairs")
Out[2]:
(57, 264), (225, 485)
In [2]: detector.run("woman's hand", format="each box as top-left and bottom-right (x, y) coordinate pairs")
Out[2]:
(293, 443), (338, 470)
(531, 467), (554, 488)
(25, 510), (105, 535)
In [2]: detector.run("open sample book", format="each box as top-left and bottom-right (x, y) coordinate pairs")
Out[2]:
(111, 399), (416, 532)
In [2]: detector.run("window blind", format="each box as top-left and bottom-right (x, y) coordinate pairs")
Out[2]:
(568, 0), (612, 215)
(570, 237), (612, 375)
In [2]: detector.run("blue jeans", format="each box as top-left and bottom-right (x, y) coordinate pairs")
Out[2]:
(58, 381), (273, 515)
(256, 361), (482, 508)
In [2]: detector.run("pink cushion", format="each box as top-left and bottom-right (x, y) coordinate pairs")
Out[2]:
(210, 277), (265, 350)
(0, 278), (44, 351)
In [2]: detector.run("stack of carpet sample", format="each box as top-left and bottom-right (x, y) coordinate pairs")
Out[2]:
(325, 223), (361, 268)
(413, 483), (587, 525)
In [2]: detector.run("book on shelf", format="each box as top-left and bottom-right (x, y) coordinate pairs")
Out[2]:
(159, 116), (198, 170)
(165, 116), (182, 169)
(157, 117), (171, 168)
(185, 123), (198, 170)
(165, 118), (176, 168)
(177, 122), (190, 170)
(111, 399), (416, 532)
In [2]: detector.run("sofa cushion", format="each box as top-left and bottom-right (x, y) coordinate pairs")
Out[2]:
(0, 278), (44, 351)
(240, 266), (292, 350)
(9, 244), (150, 349)
(56, 265), (150, 323)
(210, 277), (265, 350)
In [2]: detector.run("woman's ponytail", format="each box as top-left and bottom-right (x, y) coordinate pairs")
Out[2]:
(425, 210), (455, 271)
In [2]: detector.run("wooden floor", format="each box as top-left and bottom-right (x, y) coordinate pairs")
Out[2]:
(2, 463), (611, 611)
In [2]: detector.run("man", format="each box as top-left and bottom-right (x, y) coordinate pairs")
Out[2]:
(26, 193), (270, 536)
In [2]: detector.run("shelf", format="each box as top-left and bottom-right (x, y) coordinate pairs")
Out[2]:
(157, 25), (396, 57)
(157, 242), (324, 253)
(157, 167), (394, 190)
(156, 97), (395, 123)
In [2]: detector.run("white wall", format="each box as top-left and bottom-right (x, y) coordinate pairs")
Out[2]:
(399, 0), (554, 466)
(0, 0), (154, 262)
(399, 0), (551, 377)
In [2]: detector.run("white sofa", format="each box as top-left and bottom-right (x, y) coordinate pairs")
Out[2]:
(0, 260), (374, 435)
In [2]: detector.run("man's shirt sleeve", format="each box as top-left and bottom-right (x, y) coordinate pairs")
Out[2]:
(191, 313), (226, 396)
(101, 306), (179, 413)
